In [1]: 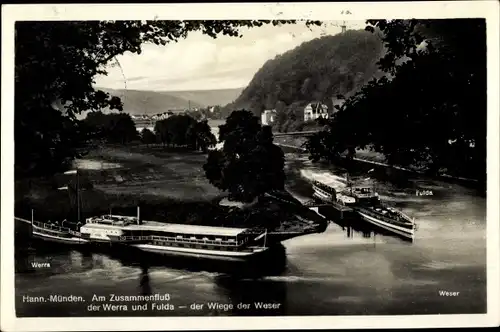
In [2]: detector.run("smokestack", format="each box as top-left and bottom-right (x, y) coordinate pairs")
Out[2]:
(137, 206), (140, 225)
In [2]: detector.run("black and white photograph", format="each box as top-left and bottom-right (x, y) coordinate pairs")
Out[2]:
(1, 2), (499, 331)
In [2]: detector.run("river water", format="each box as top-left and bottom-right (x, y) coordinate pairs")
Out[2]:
(14, 151), (487, 317)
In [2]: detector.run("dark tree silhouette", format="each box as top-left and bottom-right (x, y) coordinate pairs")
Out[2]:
(140, 128), (156, 146)
(186, 120), (217, 152)
(154, 114), (216, 151)
(84, 112), (138, 144)
(203, 110), (285, 202)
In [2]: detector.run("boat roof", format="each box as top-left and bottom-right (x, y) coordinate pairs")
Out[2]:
(126, 221), (247, 237)
(85, 216), (248, 237)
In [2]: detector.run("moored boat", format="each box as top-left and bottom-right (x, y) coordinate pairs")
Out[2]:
(311, 176), (417, 241)
(80, 213), (270, 261)
(312, 180), (356, 206)
(355, 205), (416, 240)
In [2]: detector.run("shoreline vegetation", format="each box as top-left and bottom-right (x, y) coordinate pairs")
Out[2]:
(273, 136), (483, 186)
(15, 144), (327, 240)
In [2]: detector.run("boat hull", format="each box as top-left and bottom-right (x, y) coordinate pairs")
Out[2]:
(356, 210), (415, 240)
(32, 231), (89, 245)
(131, 243), (268, 262)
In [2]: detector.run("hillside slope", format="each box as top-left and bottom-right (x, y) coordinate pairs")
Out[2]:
(92, 87), (244, 117)
(159, 88), (244, 108)
(98, 88), (202, 115)
(225, 29), (384, 115)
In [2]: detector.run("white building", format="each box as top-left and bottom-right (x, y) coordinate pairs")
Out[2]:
(304, 102), (329, 121)
(261, 109), (277, 126)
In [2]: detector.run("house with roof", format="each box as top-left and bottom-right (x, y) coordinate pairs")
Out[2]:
(304, 102), (329, 121)
(261, 109), (277, 126)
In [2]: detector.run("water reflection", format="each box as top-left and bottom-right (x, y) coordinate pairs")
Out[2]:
(64, 242), (290, 280)
(139, 263), (152, 296)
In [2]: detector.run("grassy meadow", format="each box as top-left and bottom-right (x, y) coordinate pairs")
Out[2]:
(15, 144), (326, 233)
(15, 145), (224, 224)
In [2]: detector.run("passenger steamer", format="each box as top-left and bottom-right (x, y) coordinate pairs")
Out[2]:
(28, 209), (269, 261)
(311, 177), (416, 240)
(81, 212), (269, 260)
(26, 169), (269, 260)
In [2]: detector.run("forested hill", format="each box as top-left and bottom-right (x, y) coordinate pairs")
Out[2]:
(225, 29), (385, 115)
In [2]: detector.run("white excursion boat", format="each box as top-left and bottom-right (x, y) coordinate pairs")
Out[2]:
(312, 180), (357, 206)
(27, 206), (270, 261)
(24, 169), (271, 260)
(80, 211), (270, 261)
(355, 205), (416, 240)
(311, 176), (417, 241)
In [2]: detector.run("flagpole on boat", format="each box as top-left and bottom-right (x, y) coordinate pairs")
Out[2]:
(77, 169), (80, 223)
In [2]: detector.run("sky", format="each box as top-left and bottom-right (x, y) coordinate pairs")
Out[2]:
(93, 20), (366, 92)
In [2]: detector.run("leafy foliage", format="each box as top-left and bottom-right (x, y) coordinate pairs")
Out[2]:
(186, 120), (217, 152)
(83, 111), (139, 144)
(15, 106), (91, 176)
(15, 19), (320, 177)
(154, 114), (216, 151)
(140, 128), (156, 146)
(307, 19), (486, 180)
(203, 110), (285, 202)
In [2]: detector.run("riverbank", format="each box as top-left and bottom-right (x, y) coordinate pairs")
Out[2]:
(15, 145), (326, 239)
(273, 136), (482, 186)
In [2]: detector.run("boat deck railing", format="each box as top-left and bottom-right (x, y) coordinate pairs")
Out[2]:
(358, 207), (414, 227)
(119, 234), (246, 247)
(32, 221), (82, 236)
(32, 221), (71, 232)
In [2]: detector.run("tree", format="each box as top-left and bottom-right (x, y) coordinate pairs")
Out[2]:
(203, 110), (285, 202)
(153, 114), (215, 151)
(15, 19), (321, 177)
(140, 128), (156, 146)
(186, 120), (217, 152)
(154, 119), (171, 147)
(306, 19), (486, 180)
(83, 112), (138, 144)
(15, 106), (91, 175)
(167, 114), (197, 146)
